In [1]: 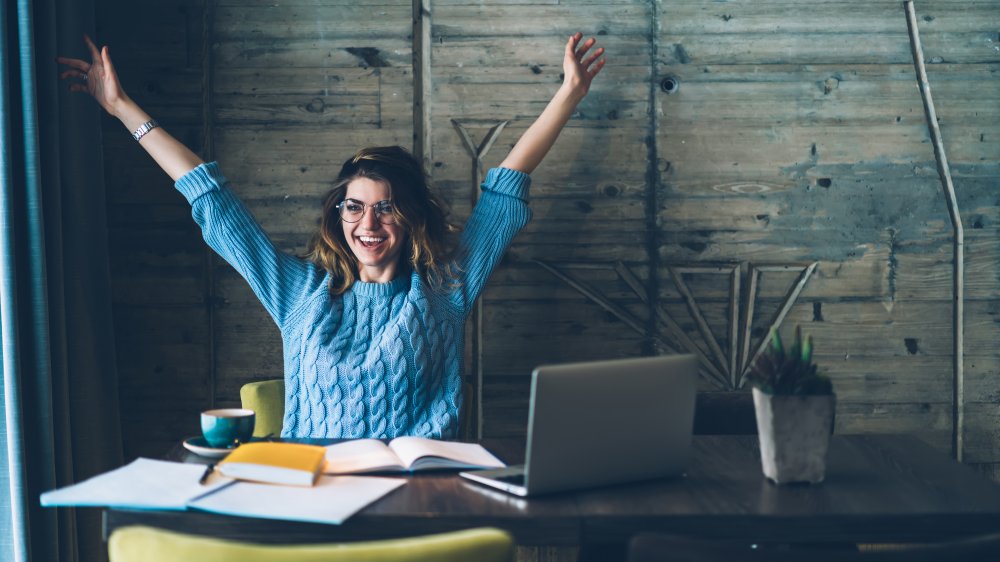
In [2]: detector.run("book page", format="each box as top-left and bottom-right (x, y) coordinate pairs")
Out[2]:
(388, 437), (506, 471)
(323, 439), (405, 474)
(40, 458), (232, 510)
(189, 475), (405, 525)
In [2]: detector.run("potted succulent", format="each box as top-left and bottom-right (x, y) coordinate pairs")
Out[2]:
(746, 326), (835, 484)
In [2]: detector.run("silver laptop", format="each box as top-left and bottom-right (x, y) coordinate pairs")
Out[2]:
(460, 354), (697, 496)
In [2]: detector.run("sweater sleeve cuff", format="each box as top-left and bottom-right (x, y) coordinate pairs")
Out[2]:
(175, 161), (226, 204)
(482, 167), (531, 201)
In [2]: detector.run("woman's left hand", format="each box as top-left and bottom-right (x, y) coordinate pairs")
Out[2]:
(561, 32), (606, 101)
(496, 31), (607, 174)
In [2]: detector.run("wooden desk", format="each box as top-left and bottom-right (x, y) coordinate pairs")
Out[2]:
(104, 435), (1000, 553)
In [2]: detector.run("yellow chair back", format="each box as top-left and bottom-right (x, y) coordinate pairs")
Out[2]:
(240, 379), (284, 437)
(110, 525), (514, 562)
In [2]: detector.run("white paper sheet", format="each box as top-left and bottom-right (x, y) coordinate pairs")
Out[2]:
(40, 458), (232, 510)
(188, 475), (405, 524)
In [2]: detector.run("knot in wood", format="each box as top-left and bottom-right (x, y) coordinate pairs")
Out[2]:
(305, 98), (326, 113)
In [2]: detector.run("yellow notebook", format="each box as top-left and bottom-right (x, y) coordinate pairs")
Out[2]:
(217, 442), (326, 487)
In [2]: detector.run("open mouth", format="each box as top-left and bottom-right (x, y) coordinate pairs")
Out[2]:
(357, 235), (386, 249)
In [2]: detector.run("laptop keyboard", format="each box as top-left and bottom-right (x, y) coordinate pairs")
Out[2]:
(490, 472), (525, 486)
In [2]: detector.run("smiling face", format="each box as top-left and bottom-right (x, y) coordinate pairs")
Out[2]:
(306, 145), (455, 296)
(341, 177), (407, 283)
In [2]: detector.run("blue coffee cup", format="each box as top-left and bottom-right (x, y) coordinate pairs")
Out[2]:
(201, 408), (255, 449)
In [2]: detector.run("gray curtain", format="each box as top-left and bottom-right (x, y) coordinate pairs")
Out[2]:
(1, 0), (123, 561)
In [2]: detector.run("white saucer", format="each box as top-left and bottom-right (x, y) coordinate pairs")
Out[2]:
(183, 436), (237, 459)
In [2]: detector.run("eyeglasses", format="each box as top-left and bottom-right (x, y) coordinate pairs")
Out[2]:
(336, 198), (396, 224)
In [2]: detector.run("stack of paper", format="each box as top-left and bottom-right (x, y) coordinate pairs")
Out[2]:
(41, 458), (404, 525)
(42, 438), (506, 524)
(189, 475), (405, 525)
(40, 459), (230, 510)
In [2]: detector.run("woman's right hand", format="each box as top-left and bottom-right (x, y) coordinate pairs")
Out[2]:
(56, 34), (204, 180)
(57, 34), (130, 117)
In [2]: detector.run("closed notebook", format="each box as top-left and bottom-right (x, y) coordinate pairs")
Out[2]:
(218, 442), (326, 486)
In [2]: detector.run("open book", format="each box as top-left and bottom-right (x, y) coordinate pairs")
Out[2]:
(324, 437), (505, 474)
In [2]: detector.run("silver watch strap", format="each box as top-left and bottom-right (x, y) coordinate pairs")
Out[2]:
(131, 119), (160, 142)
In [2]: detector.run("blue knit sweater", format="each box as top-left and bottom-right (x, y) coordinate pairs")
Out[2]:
(175, 163), (531, 438)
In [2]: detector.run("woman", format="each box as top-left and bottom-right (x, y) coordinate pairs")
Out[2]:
(58, 32), (605, 439)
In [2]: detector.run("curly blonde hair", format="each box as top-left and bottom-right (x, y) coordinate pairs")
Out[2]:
(306, 146), (457, 295)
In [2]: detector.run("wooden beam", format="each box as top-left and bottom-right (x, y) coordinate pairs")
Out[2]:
(453, 118), (507, 440)
(904, 0), (965, 462)
(412, 0), (432, 173)
(665, 264), (742, 387)
(667, 266), (730, 378)
(203, 0), (218, 409)
(739, 262), (819, 387)
(536, 261), (729, 388)
(615, 263), (730, 389)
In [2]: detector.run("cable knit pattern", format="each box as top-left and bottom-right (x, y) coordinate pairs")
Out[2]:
(176, 163), (531, 438)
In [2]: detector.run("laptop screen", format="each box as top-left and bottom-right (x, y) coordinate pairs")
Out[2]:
(521, 354), (698, 495)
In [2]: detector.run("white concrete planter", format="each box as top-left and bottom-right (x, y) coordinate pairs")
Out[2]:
(752, 387), (836, 484)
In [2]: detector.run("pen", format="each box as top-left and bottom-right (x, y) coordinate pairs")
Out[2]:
(199, 463), (215, 485)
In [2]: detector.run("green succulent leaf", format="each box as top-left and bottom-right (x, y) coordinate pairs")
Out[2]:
(769, 328), (784, 359)
(747, 325), (832, 396)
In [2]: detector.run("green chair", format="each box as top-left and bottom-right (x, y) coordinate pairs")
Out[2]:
(109, 525), (514, 562)
(240, 379), (285, 437)
(240, 379), (475, 439)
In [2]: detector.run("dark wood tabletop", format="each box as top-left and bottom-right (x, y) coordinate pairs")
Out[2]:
(104, 435), (1000, 552)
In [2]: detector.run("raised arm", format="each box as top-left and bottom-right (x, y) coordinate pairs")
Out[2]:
(58, 35), (318, 328)
(498, 32), (606, 174)
(57, 35), (202, 181)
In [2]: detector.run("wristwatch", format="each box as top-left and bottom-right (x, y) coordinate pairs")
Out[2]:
(132, 119), (160, 142)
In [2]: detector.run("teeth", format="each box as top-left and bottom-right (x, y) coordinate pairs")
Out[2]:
(359, 236), (385, 243)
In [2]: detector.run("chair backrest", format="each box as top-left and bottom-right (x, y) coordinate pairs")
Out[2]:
(240, 379), (285, 437)
(110, 525), (514, 562)
(628, 533), (1000, 562)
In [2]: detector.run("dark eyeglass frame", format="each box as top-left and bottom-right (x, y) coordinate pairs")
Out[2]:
(336, 198), (396, 224)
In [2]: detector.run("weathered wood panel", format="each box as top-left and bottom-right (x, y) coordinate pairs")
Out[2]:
(100, 0), (1000, 478)
(651, 0), (998, 469)
(431, 1), (655, 438)
(98, 0), (209, 461)
(656, 0), (999, 65)
(207, 3), (416, 430)
(657, 67), (998, 183)
(486, 298), (1000, 361)
(211, 3), (412, 69)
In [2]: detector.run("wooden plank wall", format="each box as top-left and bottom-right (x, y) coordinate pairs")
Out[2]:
(98, 0), (210, 458)
(98, 0), (1000, 477)
(208, 0), (414, 438)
